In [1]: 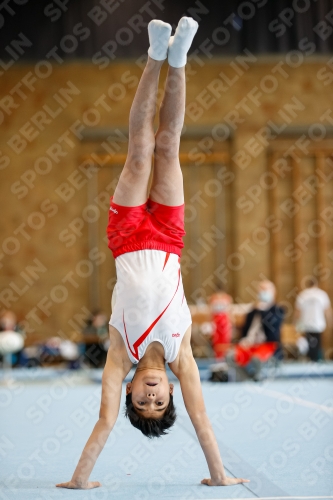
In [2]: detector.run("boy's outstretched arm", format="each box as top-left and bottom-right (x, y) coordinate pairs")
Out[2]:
(56, 344), (132, 490)
(171, 337), (249, 487)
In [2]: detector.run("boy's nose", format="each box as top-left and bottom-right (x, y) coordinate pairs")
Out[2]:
(147, 392), (156, 398)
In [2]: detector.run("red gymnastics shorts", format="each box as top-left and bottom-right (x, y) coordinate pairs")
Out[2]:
(107, 198), (186, 259)
(235, 342), (278, 367)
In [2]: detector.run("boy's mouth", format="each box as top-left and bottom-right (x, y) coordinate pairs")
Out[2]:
(146, 383), (157, 386)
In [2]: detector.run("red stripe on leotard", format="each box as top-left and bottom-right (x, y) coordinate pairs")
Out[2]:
(162, 252), (170, 271)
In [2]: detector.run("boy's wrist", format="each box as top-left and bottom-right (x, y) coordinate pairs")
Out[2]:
(210, 468), (227, 481)
(71, 476), (87, 488)
(211, 474), (227, 483)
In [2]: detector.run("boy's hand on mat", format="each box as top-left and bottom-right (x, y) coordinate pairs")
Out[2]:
(201, 477), (250, 486)
(56, 481), (101, 489)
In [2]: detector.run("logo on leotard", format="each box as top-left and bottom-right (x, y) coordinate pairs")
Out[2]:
(110, 207), (118, 214)
(172, 333), (180, 337)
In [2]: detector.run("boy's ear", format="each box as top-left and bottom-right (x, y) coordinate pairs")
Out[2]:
(169, 383), (174, 395)
(126, 382), (132, 395)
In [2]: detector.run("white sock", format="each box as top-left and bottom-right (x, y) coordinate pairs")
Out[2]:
(147, 19), (172, 61)
(168, 17), (199, 68)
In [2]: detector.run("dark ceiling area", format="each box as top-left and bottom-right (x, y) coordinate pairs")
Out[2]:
(0, 0), (332, 62)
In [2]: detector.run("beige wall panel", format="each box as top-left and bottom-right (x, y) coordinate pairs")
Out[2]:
(1, 59), (333, 351)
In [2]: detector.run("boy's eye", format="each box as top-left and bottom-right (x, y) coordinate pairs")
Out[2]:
(157, 402), (163, 406)
(139, 402), (145, 405)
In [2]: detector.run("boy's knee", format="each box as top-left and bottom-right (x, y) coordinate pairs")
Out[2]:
(128, 133), (155, 159)
(155, 130), (180, 158)
(125, 154), (151, 176)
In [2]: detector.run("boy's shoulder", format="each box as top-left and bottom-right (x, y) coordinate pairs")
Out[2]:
(168, 326), (193, 377)
(107, 325), (132, 369)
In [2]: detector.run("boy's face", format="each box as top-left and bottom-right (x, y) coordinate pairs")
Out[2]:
(126, 369), (174, 418)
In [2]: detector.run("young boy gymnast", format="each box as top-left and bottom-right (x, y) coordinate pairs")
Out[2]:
(56, 17), (249, 490)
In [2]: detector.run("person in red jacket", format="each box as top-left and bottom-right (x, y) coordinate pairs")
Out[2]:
(208, 283), (233, 359)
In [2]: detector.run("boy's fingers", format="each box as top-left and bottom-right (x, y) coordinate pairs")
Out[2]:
(89, 482), (101, 489)
(56, 481), (101, 490)
(232, 478), (250, 484)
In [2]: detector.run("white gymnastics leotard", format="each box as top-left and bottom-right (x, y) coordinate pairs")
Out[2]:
(109, 249), (192, 364)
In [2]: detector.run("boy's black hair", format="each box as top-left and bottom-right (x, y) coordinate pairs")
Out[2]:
(124, 393), (176, 438)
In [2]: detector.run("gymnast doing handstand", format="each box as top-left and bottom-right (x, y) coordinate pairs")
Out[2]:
(57, 17), (249, 490)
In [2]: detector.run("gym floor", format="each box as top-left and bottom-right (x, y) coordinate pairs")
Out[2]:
(1, 366), (333, 500)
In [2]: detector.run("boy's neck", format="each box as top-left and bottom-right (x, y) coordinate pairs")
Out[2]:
(136, 341), (166, 371)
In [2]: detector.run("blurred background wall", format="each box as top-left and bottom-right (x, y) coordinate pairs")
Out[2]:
(1, 0), (333, 348)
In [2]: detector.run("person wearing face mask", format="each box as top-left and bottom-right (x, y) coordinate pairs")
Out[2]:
(227, 280), (284, 380)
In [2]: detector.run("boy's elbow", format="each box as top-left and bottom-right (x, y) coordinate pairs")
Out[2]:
(98, 416), (114, 431)
(189, 409), (208, 425)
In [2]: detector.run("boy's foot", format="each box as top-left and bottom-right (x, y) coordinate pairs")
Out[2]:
(168, 17), (199, 68)
(148, 19), (172, 61)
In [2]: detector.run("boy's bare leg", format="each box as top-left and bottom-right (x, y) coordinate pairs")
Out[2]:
(150, 17), (198, 206)
(113, 57), (164, 207)
(149, 65), (186, 206)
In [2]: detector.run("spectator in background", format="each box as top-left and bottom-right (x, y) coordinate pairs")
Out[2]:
(240, 280), (284, 354)
(0, 310), (25, 366)
(0, 310), (23, 333)
(82, 310), (109, 367)
(208, 283), (232, 359)
(227, 280), (284, 380)
(294, 278), (332, 361)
